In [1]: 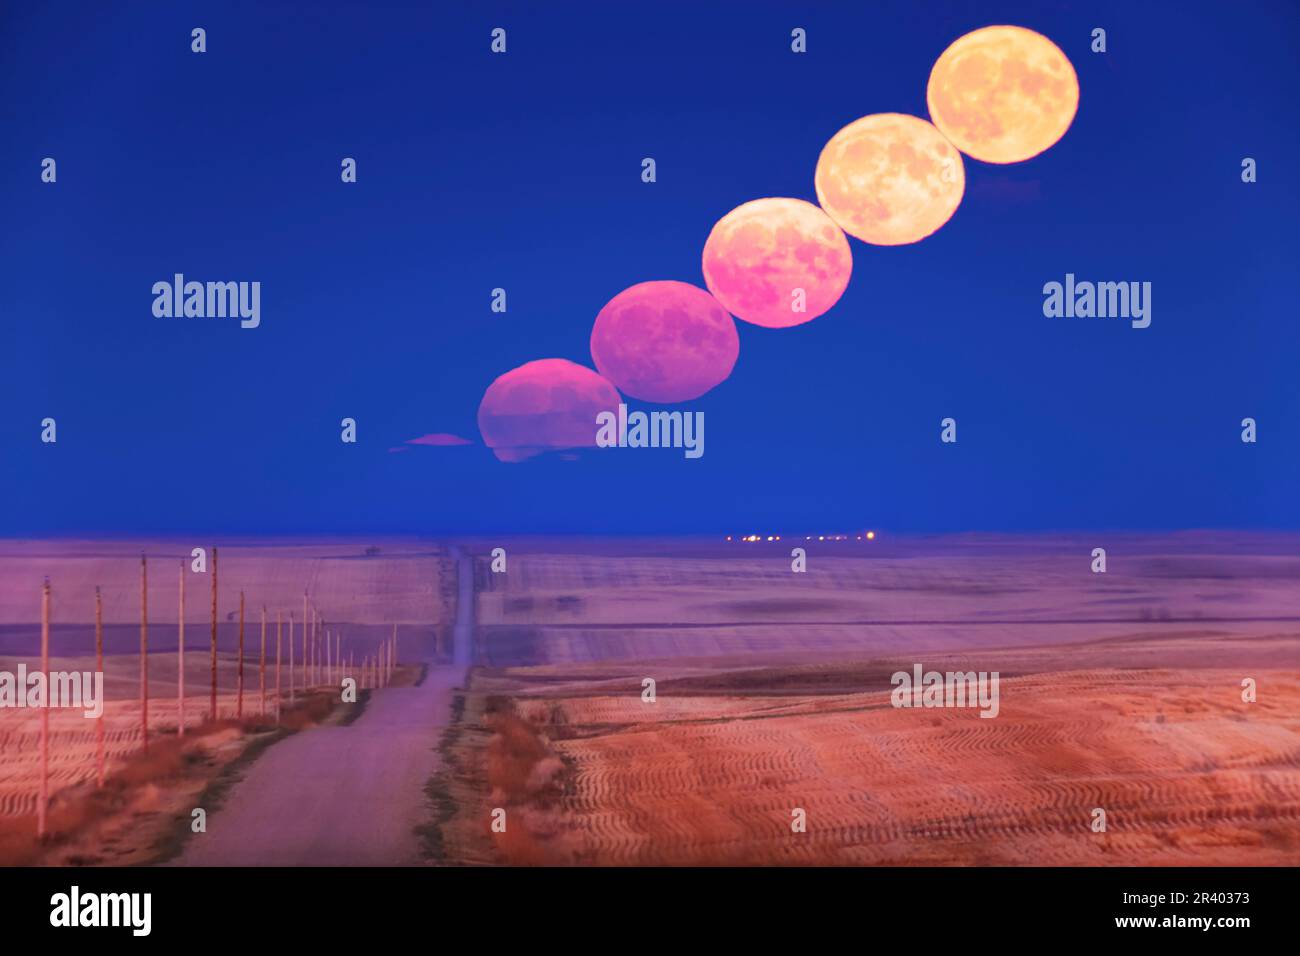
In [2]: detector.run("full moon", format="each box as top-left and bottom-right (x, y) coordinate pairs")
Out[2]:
(926, 25), (1079, 164)
(477, 358), (621, 462)
(590, 280), (739, 403)
(814, 113), (965, 246)
(701, 198), (852, 329)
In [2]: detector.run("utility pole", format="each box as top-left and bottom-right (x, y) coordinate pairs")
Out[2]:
(210, 546), (218, 721)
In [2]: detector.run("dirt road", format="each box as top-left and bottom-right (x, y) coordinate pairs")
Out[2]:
(172, 548), (473, 866)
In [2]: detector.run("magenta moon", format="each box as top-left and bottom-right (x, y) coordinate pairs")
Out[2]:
(476, 358), (621, 462)
(589, 280), (739, 403)
(701, 198), (852, 329)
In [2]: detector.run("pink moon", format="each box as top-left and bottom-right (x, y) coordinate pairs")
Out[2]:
(701, 198), (852, 329)
(590, 280), (739, 403)
(476, 358), (621, 462)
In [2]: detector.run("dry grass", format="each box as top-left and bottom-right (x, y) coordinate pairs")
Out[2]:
(0, 688), (342, 866)
(481, 702), (565, 865)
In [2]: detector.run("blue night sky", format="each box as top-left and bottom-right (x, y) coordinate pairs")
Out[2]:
(2, 0), (1297, 536)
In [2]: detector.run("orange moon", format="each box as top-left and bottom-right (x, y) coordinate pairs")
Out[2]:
(814, 113), (965, 246)
(926, 25), (1079, 164)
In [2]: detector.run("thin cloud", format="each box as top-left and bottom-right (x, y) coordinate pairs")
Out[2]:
(405, 432), (474, 447)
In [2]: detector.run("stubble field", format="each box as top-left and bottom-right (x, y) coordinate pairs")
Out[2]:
(436, 533), (1300, 866)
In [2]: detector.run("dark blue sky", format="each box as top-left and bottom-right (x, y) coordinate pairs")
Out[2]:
(3, 0), (1297, 536)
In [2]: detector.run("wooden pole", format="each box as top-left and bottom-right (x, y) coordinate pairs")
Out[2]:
(140, 553), (149, 754)
(335, 632), (340, 687)
(210, 546), (218, 721)
(95, 585), (105, 788)
(303, 607), (310, 690)
(301, 592), (308, 691)
(393, 623), (398, 675)
(178, 561), (185, 738)
(275, 610), (282, 723)
(38, 578), (50, 838)
(259, 606), (267, 718)
(288, 612), (295, 703)
(325, 628), (332, 687)
(237, 591), (245, 719)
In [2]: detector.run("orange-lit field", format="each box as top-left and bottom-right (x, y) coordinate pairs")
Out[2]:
(0, 688), (248, 818)
(5, 533), (1299, 867)
(0, 538), (450, 863)
(464, 659), (1300, 865)
(434, 533), (1300, 866)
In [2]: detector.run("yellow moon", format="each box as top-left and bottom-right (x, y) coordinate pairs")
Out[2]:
(814, 113), (965, 246)
(927, 25), (1079, 164)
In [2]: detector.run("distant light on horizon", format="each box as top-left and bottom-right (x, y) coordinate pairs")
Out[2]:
(725, 531), (870, 543)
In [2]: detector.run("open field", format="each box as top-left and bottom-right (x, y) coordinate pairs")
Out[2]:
(454, 657), (1300, 866)
(0, 687), (346, 866)
(0, 538), (452, 863)
(433, 532), (1300, 866)
(471, 532), (1300, 666)
(0, 538), (445, 652)
(5, 532), (1298, 867)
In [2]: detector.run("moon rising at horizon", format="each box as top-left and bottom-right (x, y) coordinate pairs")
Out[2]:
(477, 358), (621, 462)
